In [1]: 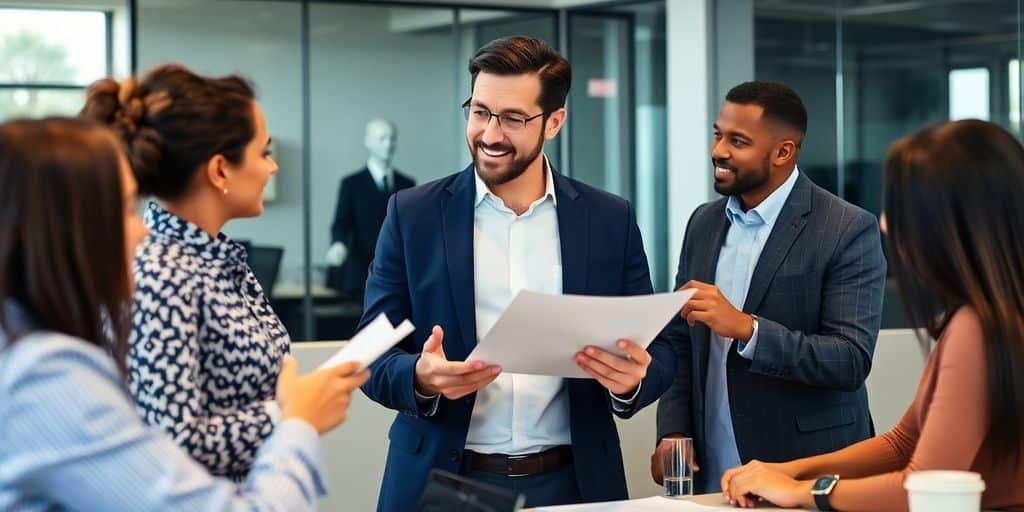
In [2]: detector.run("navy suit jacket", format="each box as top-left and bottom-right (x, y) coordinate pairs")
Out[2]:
(359, 165), (676, 511)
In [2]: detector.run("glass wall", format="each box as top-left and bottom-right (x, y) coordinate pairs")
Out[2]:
(9, 0), (664, 339)
(133, 1), (568, 340)
(741, 0), (1023, 328)
(565, 1), (669, 290)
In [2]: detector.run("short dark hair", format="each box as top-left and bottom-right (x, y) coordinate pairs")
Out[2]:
(468, 36), (571, 113)
(725, 81), (807, 140)
(0, 118), (131, 373)
(80, 64), (256, 200)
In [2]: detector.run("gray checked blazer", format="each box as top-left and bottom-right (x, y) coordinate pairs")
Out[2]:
(656, 172), (887, 492)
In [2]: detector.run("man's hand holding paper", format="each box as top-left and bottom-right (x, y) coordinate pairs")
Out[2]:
(467, 289), (696, 380)
(575, 339), (651, 396)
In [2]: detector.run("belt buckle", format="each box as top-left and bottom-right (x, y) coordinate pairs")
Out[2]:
(505, 454), (530, 478)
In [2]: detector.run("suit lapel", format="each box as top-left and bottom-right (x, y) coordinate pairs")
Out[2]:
(741, 173), (813, 313)
(443, 166), (478, 357)
(552, 171), (587, 295)
(694, 205), (730, 400)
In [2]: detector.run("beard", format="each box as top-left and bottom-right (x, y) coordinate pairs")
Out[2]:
(471, 130), (545, 187)
(712, 152), (772, 197)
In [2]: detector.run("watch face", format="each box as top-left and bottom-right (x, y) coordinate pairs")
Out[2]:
(813, 476), (836, 492)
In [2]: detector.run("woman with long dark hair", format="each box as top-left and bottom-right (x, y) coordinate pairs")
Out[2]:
(718, 119), (1024, 511)
(0, 117), (368, 510)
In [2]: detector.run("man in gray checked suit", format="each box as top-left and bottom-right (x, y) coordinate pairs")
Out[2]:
(652, 81), (886, 493)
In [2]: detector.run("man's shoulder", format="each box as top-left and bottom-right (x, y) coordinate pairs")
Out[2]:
(562, 174), (632, 213)
(804, 178), (876, 230)
(689, 197), (729, 228)
(393, 169), (464, 205)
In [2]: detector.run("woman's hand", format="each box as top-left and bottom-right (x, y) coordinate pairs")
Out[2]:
(721, 460), (814, 509)
(276, 356), (371, 435)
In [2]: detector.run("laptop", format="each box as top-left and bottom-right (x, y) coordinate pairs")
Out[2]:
(416, 469), (525, 512)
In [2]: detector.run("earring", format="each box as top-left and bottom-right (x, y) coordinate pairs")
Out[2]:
(222, 188), (228, 195)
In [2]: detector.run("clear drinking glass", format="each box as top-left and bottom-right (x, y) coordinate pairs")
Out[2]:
(660, 437), (695, 498)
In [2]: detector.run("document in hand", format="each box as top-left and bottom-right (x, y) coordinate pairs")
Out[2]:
(467, 289), (695, 379)
(318, 313), (415, 371)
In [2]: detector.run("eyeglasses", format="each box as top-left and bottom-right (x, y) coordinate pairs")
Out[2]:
(461, 99), (546, 133)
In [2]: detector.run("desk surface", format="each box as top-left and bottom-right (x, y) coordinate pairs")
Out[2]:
(526, 493), (806, 511)
(687, 493), (805, 510)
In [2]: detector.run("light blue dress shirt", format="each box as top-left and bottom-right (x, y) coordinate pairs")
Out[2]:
(0, 304), (326, 511)
(703, 168), (799, 490)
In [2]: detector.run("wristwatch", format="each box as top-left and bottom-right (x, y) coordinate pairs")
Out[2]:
(811, 474), (840, 511)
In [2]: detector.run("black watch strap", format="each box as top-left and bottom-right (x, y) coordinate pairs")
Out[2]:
(814, 492), (835, 512)
(812, 475), (839, 511)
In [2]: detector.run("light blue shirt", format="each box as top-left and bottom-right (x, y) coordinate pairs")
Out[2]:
(0, 304), (326, 511)
(703, 168), (799, 490)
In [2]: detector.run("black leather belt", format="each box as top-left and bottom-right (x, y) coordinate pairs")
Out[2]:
(463, 446), (573, 477)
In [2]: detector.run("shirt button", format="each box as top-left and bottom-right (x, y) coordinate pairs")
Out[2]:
(449, 450), (461, 462)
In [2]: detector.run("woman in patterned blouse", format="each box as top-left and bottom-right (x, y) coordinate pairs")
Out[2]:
(81, 64), (297, 479)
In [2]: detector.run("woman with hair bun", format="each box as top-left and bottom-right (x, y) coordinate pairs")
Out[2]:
(81, 64), (294, 479)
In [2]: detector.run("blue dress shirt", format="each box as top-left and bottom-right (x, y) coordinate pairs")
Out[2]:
(0, 303), (325, 511)
(703, 168), (800, 490)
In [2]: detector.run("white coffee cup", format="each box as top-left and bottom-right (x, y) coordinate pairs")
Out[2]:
(904, 470), (986, 512)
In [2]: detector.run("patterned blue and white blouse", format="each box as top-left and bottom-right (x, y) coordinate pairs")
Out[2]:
(129, 202), (290, 479)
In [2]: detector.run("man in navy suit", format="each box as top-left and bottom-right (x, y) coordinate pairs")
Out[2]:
(358, 36), (677, 511)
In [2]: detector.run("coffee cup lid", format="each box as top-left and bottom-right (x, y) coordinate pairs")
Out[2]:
(905, 471), (986, 493)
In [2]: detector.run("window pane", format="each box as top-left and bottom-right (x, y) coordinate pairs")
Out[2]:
(0, 9), (108, 85)
(0, 88), (86, 120)
(949, 67), (990, 121)
(752, 4), (840, 196)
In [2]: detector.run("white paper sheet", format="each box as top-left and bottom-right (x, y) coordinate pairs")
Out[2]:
(533, 496), (722, 511)
(318, 313), (415, 371)
(466, 289), (695, 378)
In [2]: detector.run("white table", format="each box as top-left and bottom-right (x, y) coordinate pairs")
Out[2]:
(526, 493), (807, 511)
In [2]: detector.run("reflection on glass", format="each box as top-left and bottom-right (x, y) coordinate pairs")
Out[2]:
(949, 68), (991, 121)
(0, 8), (108, 85)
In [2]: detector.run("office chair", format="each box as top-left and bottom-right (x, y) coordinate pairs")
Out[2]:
(417, 470), (524, 512)
(245, 244), (284, 295)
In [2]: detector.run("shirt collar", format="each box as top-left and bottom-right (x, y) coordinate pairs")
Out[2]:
(366, 160), (392, 187)
(474, 154), (557, 210)
(725, 166), (801, 227)
(144, 202), (247, 263)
